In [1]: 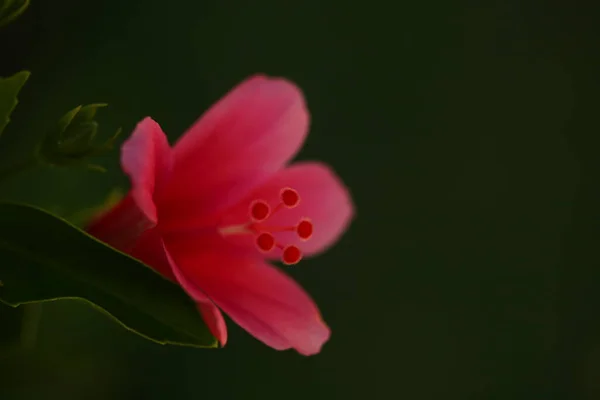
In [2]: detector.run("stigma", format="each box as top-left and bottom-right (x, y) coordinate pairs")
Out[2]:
(218, 187), (313, 265)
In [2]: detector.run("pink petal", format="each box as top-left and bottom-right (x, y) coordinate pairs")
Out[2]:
(165, 234), (330, 355)
(87, 194), (153, 252)
(218, 162), (354, 259)
(160, 238), (228, 346)
(121, 117), (173, 223)
(128, 228), (177, 281)
(196, 302), (228, 347)
(158, 75), (310, 232)
(87, 117), (172, 255)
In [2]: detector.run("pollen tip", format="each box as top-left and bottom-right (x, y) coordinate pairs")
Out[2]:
(296, 218), (313, 241)
(250, 200), (270, 222)
(256, 232), (275, 252)
(280, 187), (300, 208)
(282, 245), (302, 265)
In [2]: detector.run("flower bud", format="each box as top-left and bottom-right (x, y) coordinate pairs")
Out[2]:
(39, 104), (121, 171)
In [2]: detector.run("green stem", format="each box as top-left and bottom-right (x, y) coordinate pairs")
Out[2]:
(20, 303), (43, 350)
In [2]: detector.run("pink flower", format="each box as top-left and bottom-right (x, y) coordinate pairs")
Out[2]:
(87, 75), (354, 355)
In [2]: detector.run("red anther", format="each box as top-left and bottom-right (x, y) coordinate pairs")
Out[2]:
(250, 200), (270, 222)
(282, 245), (302, 265)
(256, 232), (275, 252)
(296, 219), (313, 240)
(280, 187), (300, 208)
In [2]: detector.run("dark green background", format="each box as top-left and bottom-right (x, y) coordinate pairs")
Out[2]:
(1, 1), (599, 399)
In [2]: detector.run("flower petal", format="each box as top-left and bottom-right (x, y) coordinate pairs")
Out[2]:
(165, 234), (330, 355)
(86, 194), (153, 252)
(158, 75), (310, 232)
(196, 302), (228, 347)
(87, 117), (172, 252)
(218, 162), (354, 259)
(158, 238), (228, 346)
(121, 117), (173, 223)
(128, 228), (177, 281)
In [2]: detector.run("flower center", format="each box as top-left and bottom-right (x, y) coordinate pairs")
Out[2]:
(218, 187), (313, 265)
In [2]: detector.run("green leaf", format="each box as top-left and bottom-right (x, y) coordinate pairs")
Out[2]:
(0, 203), (217, 348)
(0, 71), (30, 137)
(0, 0), (29, 28)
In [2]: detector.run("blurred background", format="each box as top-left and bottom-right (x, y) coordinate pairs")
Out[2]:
(0, 0), (599, 399)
